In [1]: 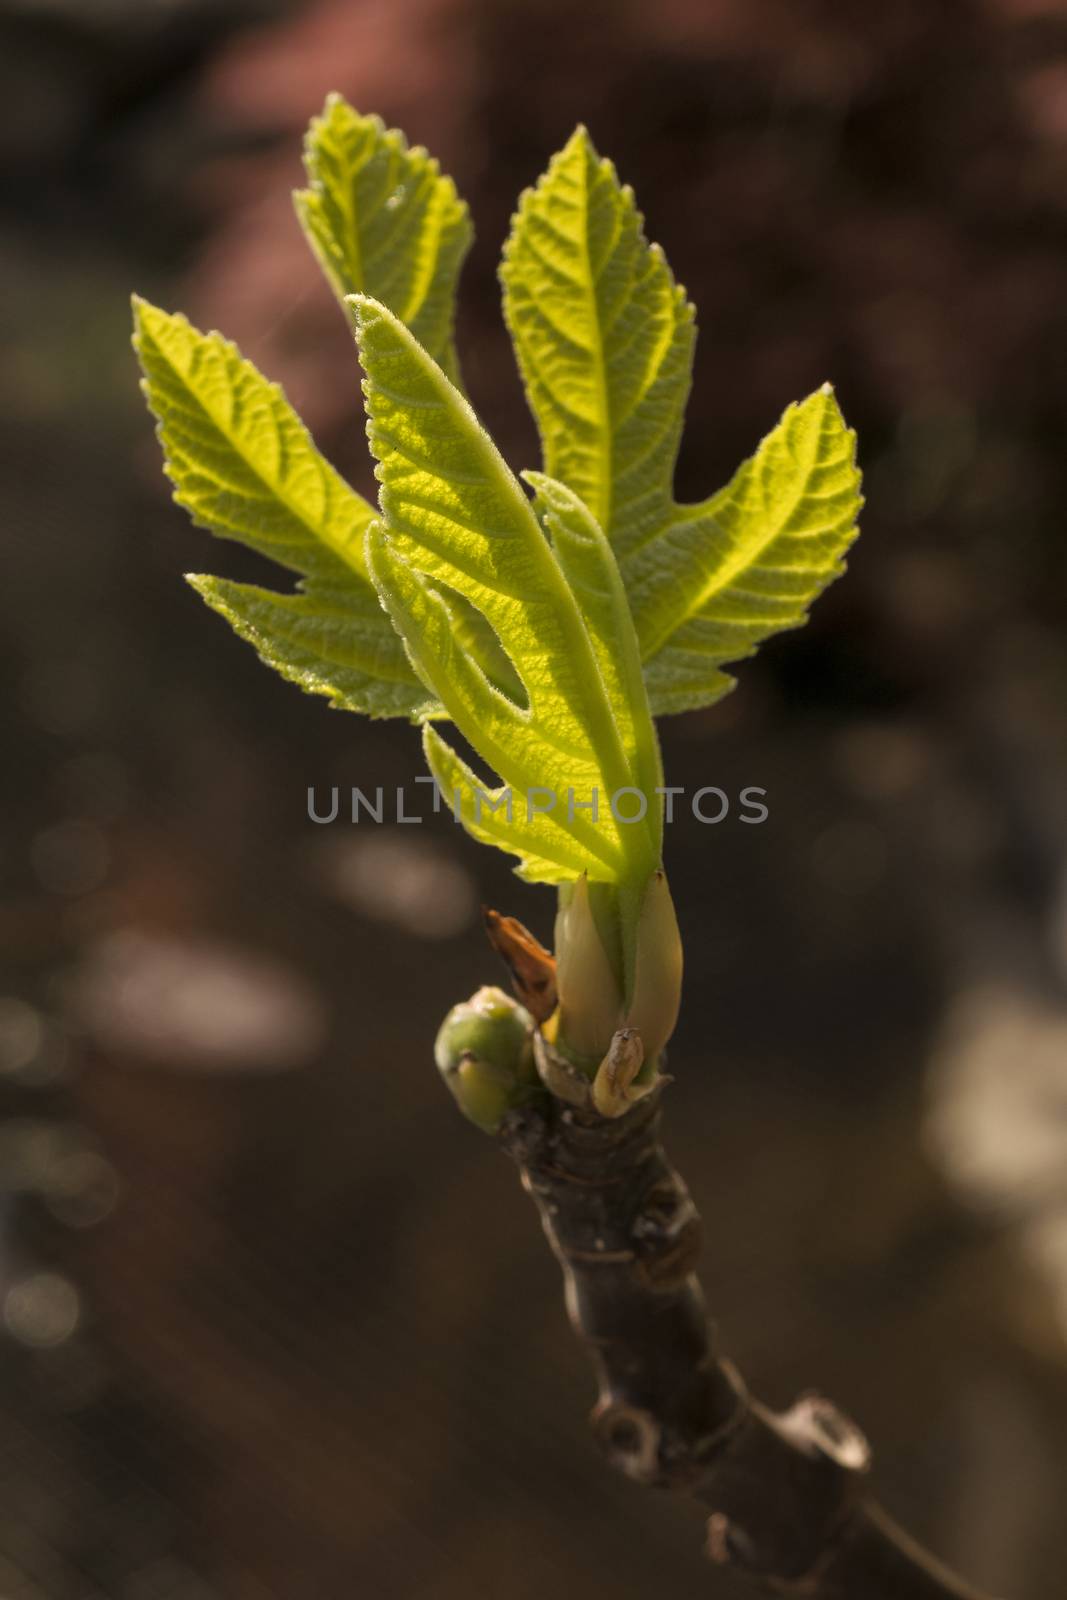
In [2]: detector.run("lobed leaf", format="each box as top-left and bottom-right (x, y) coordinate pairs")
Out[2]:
(134, 104), (492, 722)
(136, 105), (866, 905)
(134, 126), (514, 721)
(503, 129), (863, 716)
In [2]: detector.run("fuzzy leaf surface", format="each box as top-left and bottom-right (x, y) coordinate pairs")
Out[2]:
(501, 126), (694, 551)
(295, 94), (471, 382)
(133, 296), (432, 717)
(354, 294), (661, 885)
(632, 387), (863, 715)
(522, 471), (661, 815)
(502, 129), (862, 714)
(133, 292), (518, 715)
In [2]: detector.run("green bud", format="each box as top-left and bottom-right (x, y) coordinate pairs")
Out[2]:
(626, 869), (683, 1065)
(434, 986), (537, 1133)
(553, 873), (623, 1063)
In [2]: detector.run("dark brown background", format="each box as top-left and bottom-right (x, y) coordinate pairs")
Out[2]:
(2, 1), (1066, 1596)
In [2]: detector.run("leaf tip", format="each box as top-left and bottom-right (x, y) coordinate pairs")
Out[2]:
(183, 574), (226, 617)
(814, 381), (852, 437)
(344, 291), (380, 333)
(129, 293), (158, 342)
(565, 122), (599, 162)
(363, 516), (388, 567)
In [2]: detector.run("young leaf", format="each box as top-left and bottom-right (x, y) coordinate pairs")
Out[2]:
(521, 471), (661, 817)
(295, 94), (472, 383)
(502, 128), (862, 716)
(353, 294), (661, 886)
(629, 386), (862, 716)
(133, 295), (517, 716)
(134, 107), (494, 720)
(501, 126), (694, 551)
(133, 296), (432, 719)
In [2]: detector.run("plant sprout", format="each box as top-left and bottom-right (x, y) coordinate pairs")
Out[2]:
(133, 94), (860, 1126)
(128, 98), (996, 1600)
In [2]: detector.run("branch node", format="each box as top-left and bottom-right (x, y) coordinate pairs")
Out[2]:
(497, 1102), (550, 1166)
(631, 1177), (703, 1287)
(781, 1393), (871, 1475)
(591, 1400), (661, 1482)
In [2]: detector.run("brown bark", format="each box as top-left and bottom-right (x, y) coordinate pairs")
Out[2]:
(498, 1088), (1000, 1599)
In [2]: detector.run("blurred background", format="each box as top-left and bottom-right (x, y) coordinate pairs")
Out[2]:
(2, 0), (1067, 1595)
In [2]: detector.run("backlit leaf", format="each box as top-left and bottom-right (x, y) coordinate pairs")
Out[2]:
(629, 387), (862, 715)
(354, 294), (661, 886)
(502, 129), (862, 715)
(295, 93), (471, 382)
(501, 126), (693, 552)
(133, 296), (429, 718)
